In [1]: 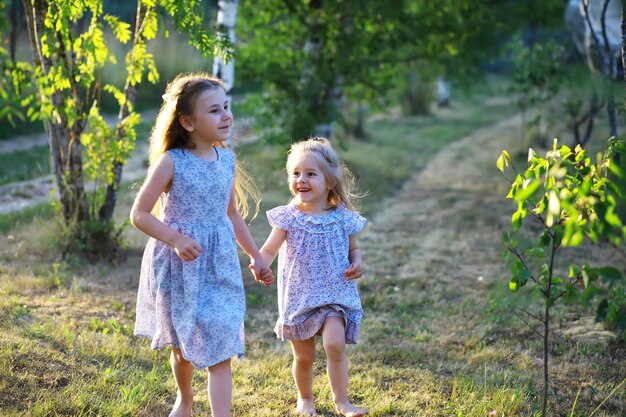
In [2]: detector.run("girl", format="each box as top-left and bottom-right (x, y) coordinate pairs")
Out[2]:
(130, 73), (273, 417)
(258, 138), (367, 417)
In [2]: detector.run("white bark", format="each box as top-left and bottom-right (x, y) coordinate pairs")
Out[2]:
(568, 0), (622, 77)
(213, 0), (237, 94)
(436, 77), (450, 107)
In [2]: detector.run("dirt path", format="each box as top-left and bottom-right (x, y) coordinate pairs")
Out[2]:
(0, 111), (257, 214)
(359, 112), (614, 342)
(361, 113), (520, 293)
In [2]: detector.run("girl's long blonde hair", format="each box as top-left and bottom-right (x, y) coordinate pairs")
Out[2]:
(286, 137), (361, 212)
(149, 72), (260, 219)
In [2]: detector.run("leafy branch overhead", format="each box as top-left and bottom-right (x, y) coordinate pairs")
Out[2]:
(0, 0), (230, 258)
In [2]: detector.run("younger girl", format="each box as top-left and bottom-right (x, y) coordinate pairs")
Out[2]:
(131, 73), (273, 417)
(258, 138), (367, 416)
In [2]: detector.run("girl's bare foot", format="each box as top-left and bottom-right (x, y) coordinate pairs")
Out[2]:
(296, 397), (318, 416)
(335, 401), (367, 417)
(169, 393), (193, 417)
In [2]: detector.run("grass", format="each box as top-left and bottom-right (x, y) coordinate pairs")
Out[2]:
(0, 146), (50, 186)
(1, 76), (625, 416)
(0, 202), (55, 234)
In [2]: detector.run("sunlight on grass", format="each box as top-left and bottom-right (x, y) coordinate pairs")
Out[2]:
(1, 76), (624, 416)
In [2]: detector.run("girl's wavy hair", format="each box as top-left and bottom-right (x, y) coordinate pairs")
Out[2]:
(286, 137), (362, 212)
(149, 72), (260, 219)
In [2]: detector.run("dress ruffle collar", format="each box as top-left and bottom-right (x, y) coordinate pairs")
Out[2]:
(287, 203), (346, 229)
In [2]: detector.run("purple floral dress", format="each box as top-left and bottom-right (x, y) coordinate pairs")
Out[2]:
(267, 204), (366, 344)
(134, 147), (245, 369)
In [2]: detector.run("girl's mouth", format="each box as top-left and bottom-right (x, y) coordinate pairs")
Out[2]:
(297, 187), (310, 192)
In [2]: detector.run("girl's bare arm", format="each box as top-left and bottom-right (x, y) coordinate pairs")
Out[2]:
(345, 235), (364, 280)
(227, 190), (273, 284)
(259, 227), (287, 265)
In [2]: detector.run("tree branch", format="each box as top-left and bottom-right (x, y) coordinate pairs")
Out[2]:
(512, 307), (545, 339)
(515, 306), (545, 323)
(507, 244), (538, 284)
(582, 0), (609, 73)
(600, 0), (612, 54)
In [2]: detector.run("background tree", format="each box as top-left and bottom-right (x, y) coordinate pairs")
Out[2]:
(498, 138), (626, 415)
(236, 0), (567, 146)
(212, 0), (236, 96)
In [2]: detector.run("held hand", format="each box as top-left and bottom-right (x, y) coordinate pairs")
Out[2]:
(258, 267), (275, 285)
(173, 234), (203, 261)
(345, 261), (364, 280)
(249, 257), (274, 286)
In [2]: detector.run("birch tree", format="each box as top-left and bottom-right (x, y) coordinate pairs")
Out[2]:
(212, 0), (236, 97)
(581, 0), (622, 137)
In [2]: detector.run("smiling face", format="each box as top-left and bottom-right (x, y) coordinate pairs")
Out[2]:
(288, 153), (331, 210)
(181, 87), (232, 144)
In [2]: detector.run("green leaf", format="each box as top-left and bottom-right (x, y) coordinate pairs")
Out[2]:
(104, 15), (132, 44)
(509, 276), (519, 292)
(546, 190), (560, 227)
(143, 11), (159, 40)
(595, 266), (624, 284)
(607, 159), (625, 178)
(524, 247), (545, 258)
(514, 179), (541, 202)
(564, 230), (584, 246)
(519, 269), (531, 286)
(512, 210), (523, 231)
(562, 283), (580, 303)
(506, 183), (516, 199)
(503, 231), (511, 245)
(558, 145), (572, 160)
(539, 230), (551, 247)
(533, 195), (548, 215)
(605, 208), (622, 228)
(497, 150), (511, 173)
(569, 264), (581, 278)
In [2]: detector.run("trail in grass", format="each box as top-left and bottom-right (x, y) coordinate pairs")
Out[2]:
(355, 111), (624, 415)
(361, 113), (521, 300)
(0, 110), (258, 214)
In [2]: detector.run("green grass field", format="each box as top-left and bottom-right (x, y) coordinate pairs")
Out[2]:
(1, 77), (625, 416)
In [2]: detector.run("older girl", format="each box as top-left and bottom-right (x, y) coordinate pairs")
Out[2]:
(131, 73), (273, 417)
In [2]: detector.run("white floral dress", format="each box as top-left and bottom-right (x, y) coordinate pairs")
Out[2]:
(134, 147), (245, 368)
(267, 204), (366, 344)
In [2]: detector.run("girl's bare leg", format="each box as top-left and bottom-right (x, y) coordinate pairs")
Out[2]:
(207, 358), (232, 417)
(169, 347), (194, 417)
(322, 317), (367, 417)
(290, 338), (318, 416)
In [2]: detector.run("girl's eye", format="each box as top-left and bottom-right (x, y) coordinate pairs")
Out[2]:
(292, 172), (299, 176)
(308, 172), (316, 176)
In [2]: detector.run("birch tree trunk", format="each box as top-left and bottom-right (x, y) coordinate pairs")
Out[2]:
(213, 0), (237, 96)
(213, 0), (237, 146)
(622, 0), (626, 112)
